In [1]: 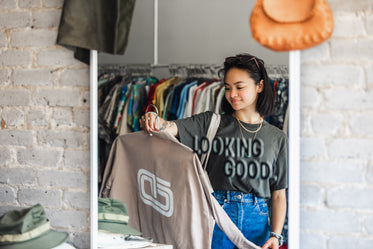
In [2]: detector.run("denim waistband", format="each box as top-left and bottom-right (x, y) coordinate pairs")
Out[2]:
(213, 190), (266, 204)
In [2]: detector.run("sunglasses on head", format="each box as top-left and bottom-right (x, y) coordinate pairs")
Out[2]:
(225, 56), (262, 73)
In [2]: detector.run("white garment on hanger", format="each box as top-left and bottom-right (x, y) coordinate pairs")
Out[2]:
(214, 86), (225, 114)
(183, 84), (198, 118)
(195, 81), (220, 114)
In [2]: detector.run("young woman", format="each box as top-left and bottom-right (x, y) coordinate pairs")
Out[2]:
(140, 54), (288, 249)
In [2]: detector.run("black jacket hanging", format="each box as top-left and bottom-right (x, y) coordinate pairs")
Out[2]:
(56, 0), (136, 64)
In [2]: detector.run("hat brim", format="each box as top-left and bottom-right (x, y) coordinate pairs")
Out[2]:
(98, 222), (142, 236)
(0, 230), (68, 249)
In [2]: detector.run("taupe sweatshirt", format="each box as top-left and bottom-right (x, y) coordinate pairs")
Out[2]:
(100, 130), (260, 249)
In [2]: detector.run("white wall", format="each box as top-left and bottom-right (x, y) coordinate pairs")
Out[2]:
(98, 0), (288, 66)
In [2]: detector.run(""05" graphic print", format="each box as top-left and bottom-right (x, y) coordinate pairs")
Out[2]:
(137, 169), (174, 217)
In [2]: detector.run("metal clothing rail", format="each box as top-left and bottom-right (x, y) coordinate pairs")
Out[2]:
(98, 63), (289, 80)
(266, 64), (289, 78)
(98, 63), (223, 78)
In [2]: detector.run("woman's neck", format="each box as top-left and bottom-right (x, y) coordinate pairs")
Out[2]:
(233, 111), (262, 124)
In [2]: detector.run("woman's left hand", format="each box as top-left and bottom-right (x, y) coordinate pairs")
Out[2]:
(261, 237), (279, 249)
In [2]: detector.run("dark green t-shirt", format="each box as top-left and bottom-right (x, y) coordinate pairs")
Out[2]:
(174, 111), (288, 198)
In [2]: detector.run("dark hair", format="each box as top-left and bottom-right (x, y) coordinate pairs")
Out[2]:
(218, 53), (274, 117)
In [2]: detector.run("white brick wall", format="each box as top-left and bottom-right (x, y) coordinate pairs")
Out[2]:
(300, 1), (373, 248)
(1, 0), (372, 249)
(0, 1), (90, 248)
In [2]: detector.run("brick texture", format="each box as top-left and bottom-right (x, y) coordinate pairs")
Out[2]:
(0, 3), (90, 248)
(300, 1), (373, 247)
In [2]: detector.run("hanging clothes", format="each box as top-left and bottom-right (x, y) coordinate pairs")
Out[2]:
(97, 75), (129, 184)
(266, 68), (289, 247)
(268, 78), (289, 130)
(176, 80), (198, 119)
(194, 81), (221, 115)
(97, 64), (290, 141)
(166, 79), (189, 120)
(57, 0), (136, 64)
(152, 77), (183, 117)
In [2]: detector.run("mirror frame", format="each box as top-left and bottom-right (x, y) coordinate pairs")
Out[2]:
(88, 50), (300, 249)
(89, 50), (98, 249)
(287, 51), (300, 249)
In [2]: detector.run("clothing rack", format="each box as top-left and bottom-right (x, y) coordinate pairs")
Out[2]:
(96, 62), (289, 194)
(97, 63), (289, 135)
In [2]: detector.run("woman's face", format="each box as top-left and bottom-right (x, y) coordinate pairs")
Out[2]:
(224, 67), (263, 112)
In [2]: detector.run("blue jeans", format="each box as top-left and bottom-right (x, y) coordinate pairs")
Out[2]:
(211, 191), (269, 248)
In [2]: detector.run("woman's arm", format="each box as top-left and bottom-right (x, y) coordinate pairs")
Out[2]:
(262, 188), (287, 249)
(140, 112), (178, 137)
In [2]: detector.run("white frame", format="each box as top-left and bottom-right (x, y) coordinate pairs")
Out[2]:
(89, 50), (98, 249)
(89, 50), (300, 249)
(90, 4), (301, 248)
(288, 50), (300, 249)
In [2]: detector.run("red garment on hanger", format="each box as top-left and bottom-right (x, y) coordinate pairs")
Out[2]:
(144, 78), (166, 112)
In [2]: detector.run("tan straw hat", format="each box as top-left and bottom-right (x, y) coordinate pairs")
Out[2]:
(250, 0), (334, 51)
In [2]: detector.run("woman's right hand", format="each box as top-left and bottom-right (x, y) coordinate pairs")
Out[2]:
(140, 112), (160, 135)
(140, 112), (178, 137)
